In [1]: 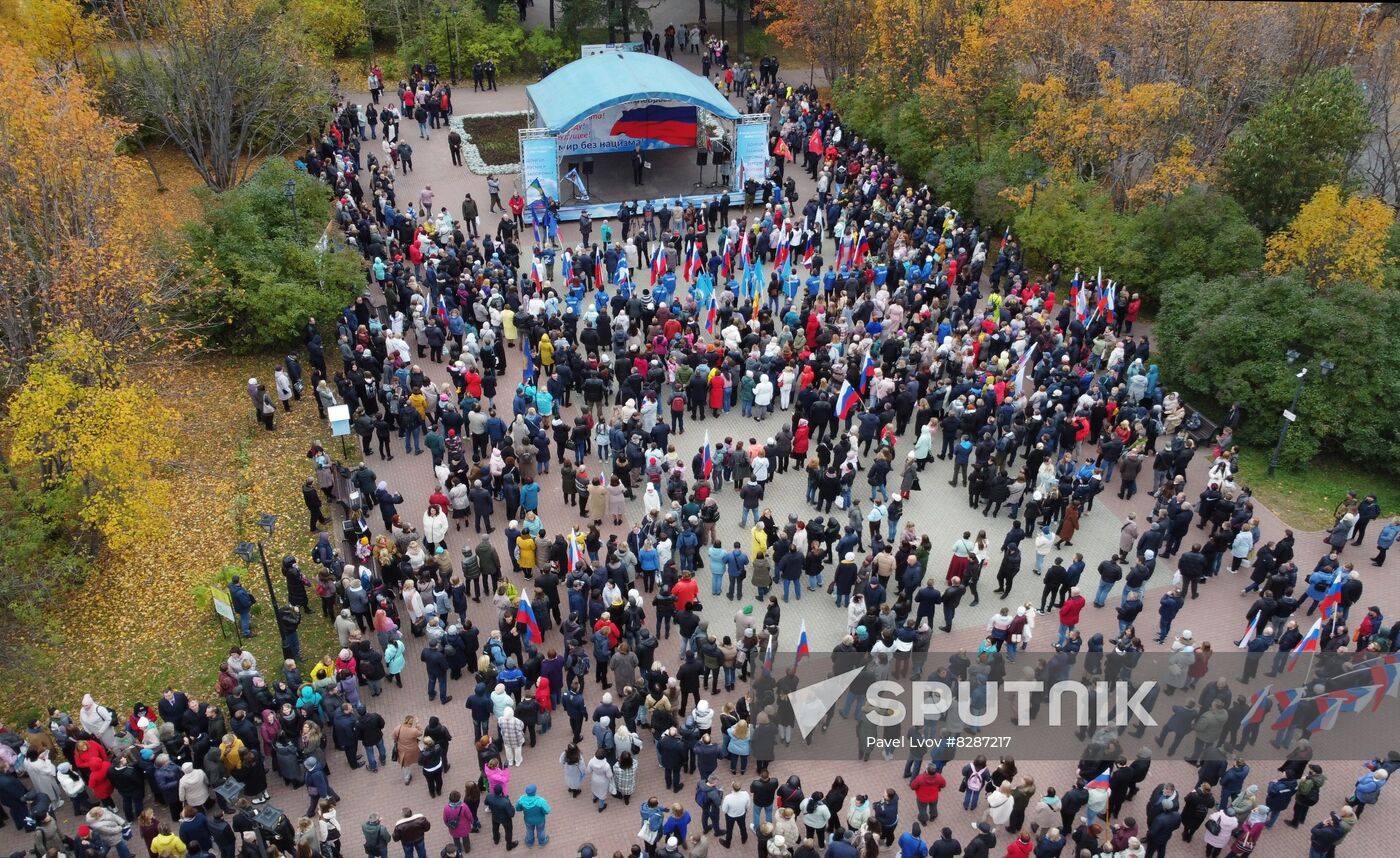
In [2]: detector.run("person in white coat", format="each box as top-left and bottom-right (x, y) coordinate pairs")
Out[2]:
(753, 375), (774, 419)
(422, 505), (449, 553)
(79, 694), (117, 750)
(777, 368), (795, 411)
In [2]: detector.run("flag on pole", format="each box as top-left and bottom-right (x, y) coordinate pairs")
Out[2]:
(1306, 694), (1347, 733)
(1338, 685), (1384, 714)
(1243, 684), (1273, 725)
(594, 254), (605, 287)
(858, 353), (875, 396)
(836, 380), (860, 420)
(701, 432), (714, 478)
(853, 230), (870, 267)
(1269, 688), (1304, 731)
(801, 234), (815, 268)
(704, 291), (718, 334)
(567, 529), (582, 574)
(775, 242), (791, 284)
(650, 243), (667, 285)
(561, 250), (572, 283)
(1238, 612), (1261, 649)
(616, 257), (631, 296)
(762, 634), (774, 673)
(531, 258), (546, 289)
(1000, 224), (1012, 249)
(1012, 343), (1038, 396)
(685, 241), (703, 282)
(1287, 618), (1324, 672)
(516, 592), (543, 645)
(1319, 570), (1345, 619)
(1086, 768), (1111, 791)
(532, 215), (542, 246)
(795, 620), (811, 665)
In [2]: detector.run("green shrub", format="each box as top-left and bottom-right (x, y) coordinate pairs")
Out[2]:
(1156, 271), (1400, 472)
(1115, 189), (1264, 308)
(1011, 175), (1128, 275)
(182, 160), (364, 353)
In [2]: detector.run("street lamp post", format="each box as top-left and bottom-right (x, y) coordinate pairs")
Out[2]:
(283, 179), (301, 244)
(1267, 351), (1335, 477)
(234, 513), (283, 627)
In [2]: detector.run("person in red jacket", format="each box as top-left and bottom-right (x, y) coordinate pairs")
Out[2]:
(1125, 293), (1142, 333)
(910, 765), (947, 824)
(1003, 830), (1034, 858)
(672, 571), (699, 612)
(1058, 588), (1086, 647)
(707, 372), (727, 416)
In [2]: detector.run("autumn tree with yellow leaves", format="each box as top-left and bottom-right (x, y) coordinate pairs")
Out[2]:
(0, 48), (188, 387)
(0, 0), (109, 73)
(1265, 185), (1397, 291)
(6, 325), (178, 555)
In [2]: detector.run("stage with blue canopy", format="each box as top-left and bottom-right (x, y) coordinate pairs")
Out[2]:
(519, 51), (767, 221)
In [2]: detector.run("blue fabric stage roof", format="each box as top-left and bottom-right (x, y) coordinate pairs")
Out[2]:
(526, 52), (741, 133)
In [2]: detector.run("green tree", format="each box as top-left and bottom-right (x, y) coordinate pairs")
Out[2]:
(1115, 189), (1264, 306)
(1156, 271), (1400, 471)
(1218, 66), (1372, 234)
(182, 161), (364, 353)
(1011, 174), (1128, 274)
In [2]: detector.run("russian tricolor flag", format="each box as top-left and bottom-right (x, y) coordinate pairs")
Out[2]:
(801, 234), (815, 268)
(1287, 618), (1324, 672)
(858, 354), (875, 396)
(608, 105), (698, 147)
(1086, 767), (1110, 791)
(1319, 571), (1345, 619)
(836, 380), (860, 420)
(650, 244), (666, 285)
(1237, 612), (1261, 649)
(516, 593), (542, 645)
(685, 241), (702, 282)
(795, 620), (810, 665)
(853, 230), (870, 267)
(705, 292), (717, 334)
(701, 431), (713, 478)
(1243, 684), (1272, 725)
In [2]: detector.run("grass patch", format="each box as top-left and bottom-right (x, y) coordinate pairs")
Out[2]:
(0, 352), (340, 722)
(461, 112), (527, 164)
(1232, 446), (1400, 532)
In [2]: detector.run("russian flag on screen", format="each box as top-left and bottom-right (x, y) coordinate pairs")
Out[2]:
(516, 593), (542, 645)
(610, 105), (699, 147)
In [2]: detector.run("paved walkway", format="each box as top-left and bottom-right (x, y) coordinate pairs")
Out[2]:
(3, 58), (1389, 858)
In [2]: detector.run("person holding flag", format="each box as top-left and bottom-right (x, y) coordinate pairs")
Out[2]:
(516, 591), (543, 646)
(794, 621), (810, 666)
(1285, 617), (1324, 672)
(836, 380), (860, 424)
(650, 242), (667, 285)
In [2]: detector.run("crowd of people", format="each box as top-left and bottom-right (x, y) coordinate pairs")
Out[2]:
(7, 52), (1400, 858)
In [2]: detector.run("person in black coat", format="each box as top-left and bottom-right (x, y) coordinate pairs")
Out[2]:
(282, 556), (310, 609)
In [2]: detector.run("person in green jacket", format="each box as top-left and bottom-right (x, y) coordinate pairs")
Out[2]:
(361, 812), (391, 858)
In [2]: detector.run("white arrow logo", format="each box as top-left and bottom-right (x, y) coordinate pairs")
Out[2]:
(791, 667), (865, 739)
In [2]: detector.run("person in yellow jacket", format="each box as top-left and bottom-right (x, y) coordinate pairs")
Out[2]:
(538, 333), (554, 374)
(516, 532), (537, 574)
(150, 822), (187, 857)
